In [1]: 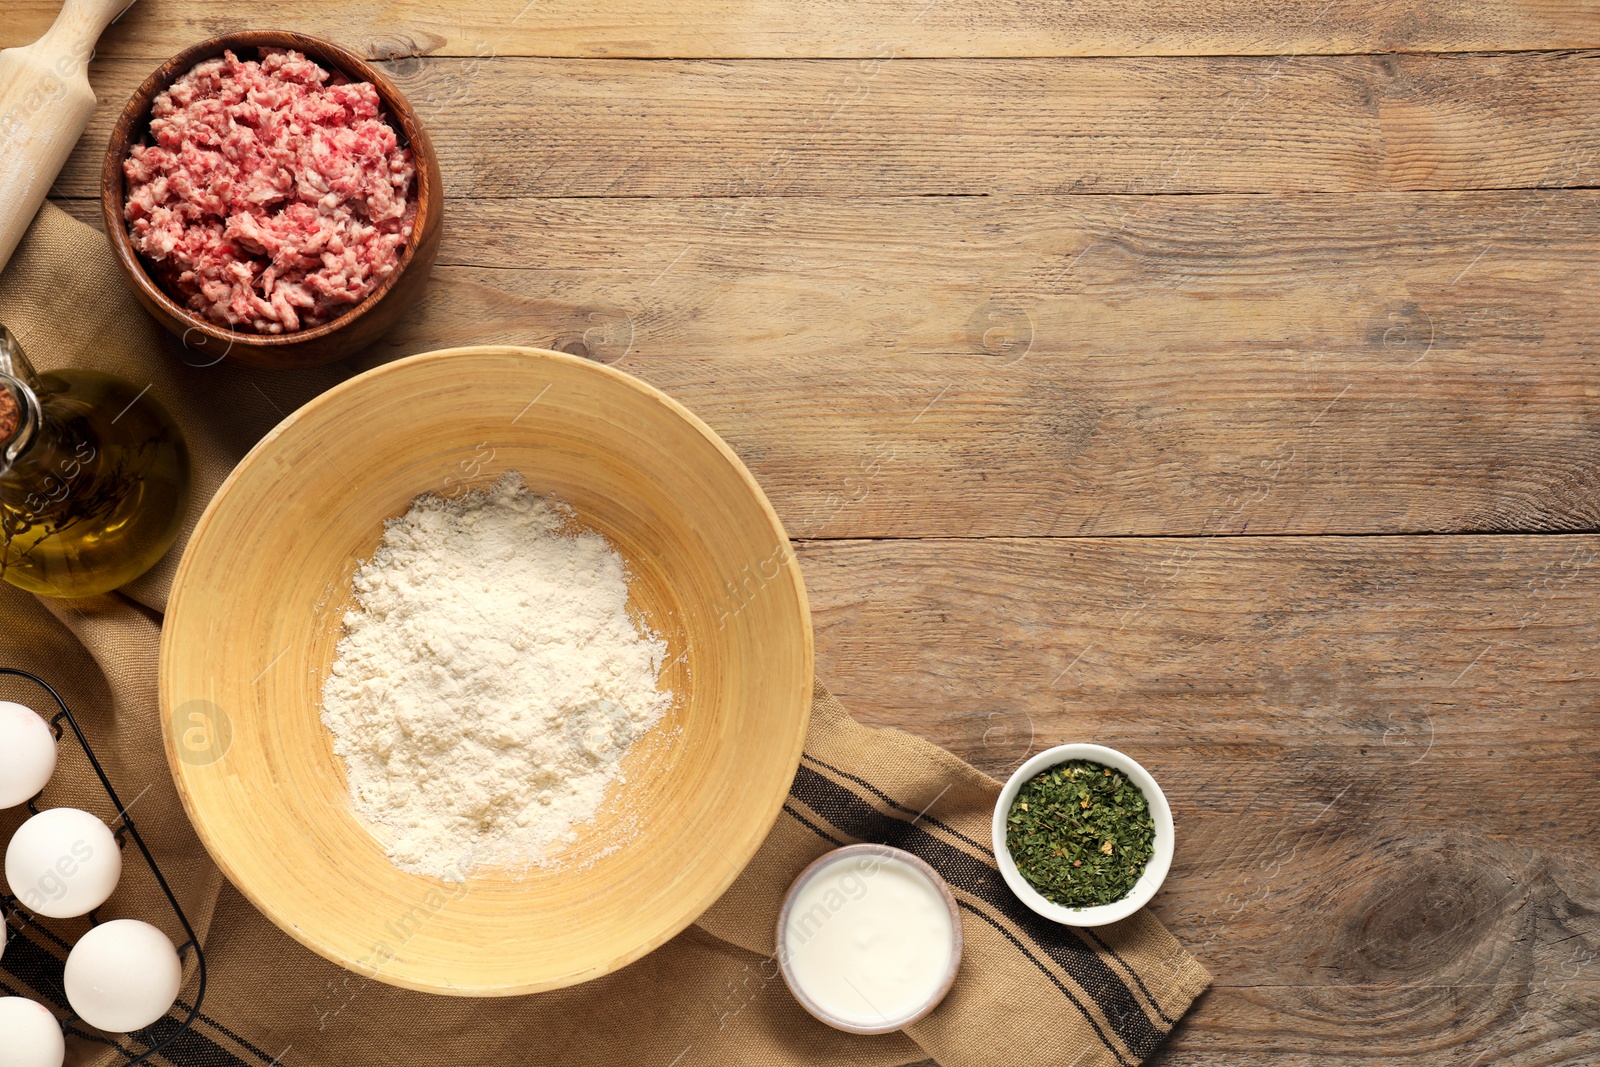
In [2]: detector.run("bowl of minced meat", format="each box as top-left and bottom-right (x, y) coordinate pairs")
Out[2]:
(103, 33), (442, 369)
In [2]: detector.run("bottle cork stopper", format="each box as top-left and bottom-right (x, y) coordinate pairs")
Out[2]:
(0, 387), (18, 446)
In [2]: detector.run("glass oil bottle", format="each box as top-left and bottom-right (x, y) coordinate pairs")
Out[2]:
(0, 325), (190, 597)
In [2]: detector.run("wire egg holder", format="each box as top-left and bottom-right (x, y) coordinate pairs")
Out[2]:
(0, 667), (205, 1063)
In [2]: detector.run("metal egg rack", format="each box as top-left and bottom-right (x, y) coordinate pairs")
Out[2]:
(0, 667), (205, 1064)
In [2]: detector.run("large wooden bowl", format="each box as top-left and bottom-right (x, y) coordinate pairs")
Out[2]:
(159, 347), (812, 994)
(102, 31), (443, 369)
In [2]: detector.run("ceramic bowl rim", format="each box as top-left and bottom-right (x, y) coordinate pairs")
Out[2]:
(775, 843), (964, 1034)
(990, 743), (1175, 927)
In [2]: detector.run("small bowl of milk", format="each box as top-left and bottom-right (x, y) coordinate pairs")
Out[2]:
(776, 843), (963, 1034)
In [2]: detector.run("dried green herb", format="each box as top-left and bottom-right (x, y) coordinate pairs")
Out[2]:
(1004, 759), (1155, 908)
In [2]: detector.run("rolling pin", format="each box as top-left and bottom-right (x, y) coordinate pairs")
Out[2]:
(0, 0), (137, 275)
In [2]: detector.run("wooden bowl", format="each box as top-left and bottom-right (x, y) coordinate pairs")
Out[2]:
(101, 31), (443, 370)
(159, 347), (813, 994)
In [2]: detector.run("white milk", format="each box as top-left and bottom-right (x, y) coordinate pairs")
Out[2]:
(782, 852), (955, 1027)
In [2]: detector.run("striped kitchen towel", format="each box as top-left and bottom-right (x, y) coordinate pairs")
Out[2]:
(0, 201), (1208, 1067)
(697, 682), (1211, 1067)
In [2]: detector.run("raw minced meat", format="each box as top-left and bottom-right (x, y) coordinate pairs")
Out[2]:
(0, 387), (18, 445)
(123, 49), (416, 334)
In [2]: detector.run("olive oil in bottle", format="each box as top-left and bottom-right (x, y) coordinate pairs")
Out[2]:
(0, 326), (190, 598)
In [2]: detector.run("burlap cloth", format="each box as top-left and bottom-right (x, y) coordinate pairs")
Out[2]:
(0, 204), (1210, 1067)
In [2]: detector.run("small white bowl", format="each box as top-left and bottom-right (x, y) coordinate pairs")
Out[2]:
(776, 844), (962, 1034)
(992, 743), (1174, 927)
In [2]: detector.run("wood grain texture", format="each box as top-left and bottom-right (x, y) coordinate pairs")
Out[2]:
(7, 0), (1600, 58)
(13, 0), (1600, 1060)
(62, 190), (1600, 539)
(54, 51), (1600, 199)
(797, 535), (1600, 1064)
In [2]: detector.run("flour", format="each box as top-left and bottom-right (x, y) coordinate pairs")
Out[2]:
(320, 473), (671, 881)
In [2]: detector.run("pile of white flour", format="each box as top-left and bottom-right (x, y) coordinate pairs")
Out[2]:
(320, 473), (672, 881)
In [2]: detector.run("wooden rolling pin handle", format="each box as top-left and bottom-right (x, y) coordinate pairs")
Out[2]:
(0, 0), (138, 275)
(38, 0), (136, 57)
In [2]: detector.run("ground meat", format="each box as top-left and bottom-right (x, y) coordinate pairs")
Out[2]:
(0, 388), (18, 446)
(123, 49), (416, 334)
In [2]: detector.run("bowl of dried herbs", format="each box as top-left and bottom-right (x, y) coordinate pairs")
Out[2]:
(991, 743), (1174, 926)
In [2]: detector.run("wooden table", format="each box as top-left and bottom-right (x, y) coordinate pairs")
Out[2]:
(10, 0), (1600, 1062)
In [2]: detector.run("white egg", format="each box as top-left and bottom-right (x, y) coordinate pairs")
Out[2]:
(0, 996), (66, 1067)
(64, 919), (182, 1034)
(0, 701), (57, 809)
(5, 807), (122, 918)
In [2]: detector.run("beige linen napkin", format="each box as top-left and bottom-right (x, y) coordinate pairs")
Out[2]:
(0, 204), (1210, 1067)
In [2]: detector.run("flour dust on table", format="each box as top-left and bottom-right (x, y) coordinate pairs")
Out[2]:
(320, 472), (673, 881)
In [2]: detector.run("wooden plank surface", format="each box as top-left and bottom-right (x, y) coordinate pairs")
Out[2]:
(11, 0), (1600, 1063)
(54, 51), (1600, 199)
(799, 535), (1600, 1064)
(56, 190), (1600, 539)
(8, 0), (1600, 58)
